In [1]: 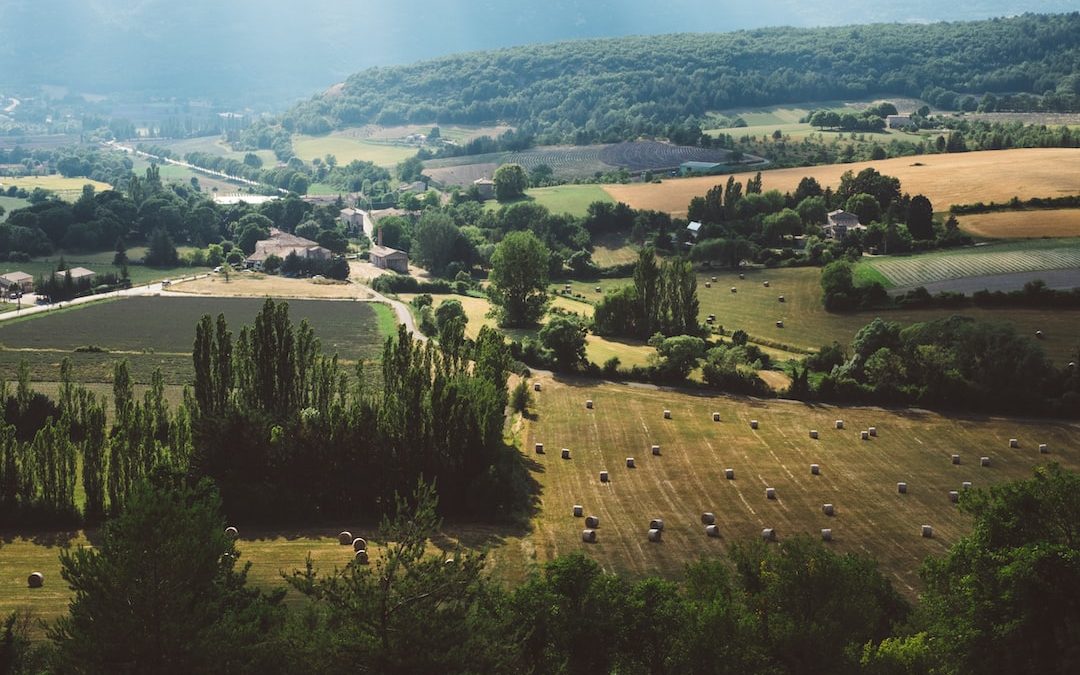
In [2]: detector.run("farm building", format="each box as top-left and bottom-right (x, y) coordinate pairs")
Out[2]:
(370, 245), (409, 273)
(0, 271), (34, 294)
(474, 177), (495, 201)
(680, 161), (724, 175)
(886, 114), (914, 129)
(687, 221), (702, 240)
(823, 210), (866, 240)
(54, 267), (96, 283)
(245, 229), (330, 270)
(339, 207), (369, 236)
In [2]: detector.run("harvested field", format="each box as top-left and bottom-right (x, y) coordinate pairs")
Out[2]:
(293, 132), (417, 167)
(604, 148), (1080, 215)
(867, 239), (1080, 288)
(0, 175), (111, 200)
(424, 162), (498, 186)
(168, 274), (370, 299)
(957, 209), (1080, 238)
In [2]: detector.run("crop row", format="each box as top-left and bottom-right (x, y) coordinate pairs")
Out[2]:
(871, 248), (1080, 287)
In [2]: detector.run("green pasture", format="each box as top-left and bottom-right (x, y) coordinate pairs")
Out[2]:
(293, 133), (417, 167)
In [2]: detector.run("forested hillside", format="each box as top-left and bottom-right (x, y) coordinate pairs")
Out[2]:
(287, 13), (1080, 143)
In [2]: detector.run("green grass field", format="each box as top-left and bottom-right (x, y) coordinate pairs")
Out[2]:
(485, 185), (614, 217)
(0, 195), (30, 220)
(0, 176), (111, 200)
(865, 239), (1080, 288)
(293, 133), (417, 167)
(156, 137), (278, 168)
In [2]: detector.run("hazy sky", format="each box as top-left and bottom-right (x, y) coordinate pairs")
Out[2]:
(0, 0), (1075, 104)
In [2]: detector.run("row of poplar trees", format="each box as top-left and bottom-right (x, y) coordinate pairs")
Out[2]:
(593, 247), (700, 339)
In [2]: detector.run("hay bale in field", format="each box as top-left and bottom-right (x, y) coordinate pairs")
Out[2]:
(738, 273), (744, 280)
(898, 482), (908, 494)
(763, 280), (770, 287)
(225, 526), (238, 539)
(868, 427), (877, 437)
(701, 512), (716, 525)
(338, 531), (353, 545)
(949, 491), (959, 503)
(860, 430), (870, 441)
(766, 487), (776, 500)
(810, 430), (819, 439)
(705, 281), (711, 288)
(585, 399), (594, 409)
(713, 412), (721, 422)
(962, 481), (972, 490)
(952, 454), (961, 465)
(353, 537), (367, 552)
(1039, 443), (1049, 454)
(535, 442), (544, 454)
(561, 448), (571, 460)
(811, 464), (820, 475)
(582, 529), (597, 543)
(663, 409), (671, 419)
(595, 286), (602, 293)
(706, 314), (715, 324)
(651, 445), (661, 456)
(706, 524), (720, 537)
(821, 528), (833, 541)
(730, 286), (737, 293)
(27, 572), (43, 588)
(775, 320), (784, 328)
(599, 470), (609, 483)
(725, 468), (735, 480)
(648, 528), (662, 542)
(573, 505), (584, 517)
(650, 519), (665, 530)
(533, 382), (541, 392)
(713, 276), (719, 282)
(778, 295), (785, 302)
(981, 456), (991, 467)
(1035, 330), (1043, 338)
(922, 525), (933, 538)
(585, 515), (600, 528)
(1009, 438), (1019, 448)
(835, 420), (844, 429)
(354, 550), (369, 564)
(626, 457), (636, 468)
(823, 503), (834, 516)
(762, 528), (776, 542)
(750, 419), (759, 429)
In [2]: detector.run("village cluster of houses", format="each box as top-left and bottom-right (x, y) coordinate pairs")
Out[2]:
(1, 267), (96, 298)
(686, 209), (866, 245)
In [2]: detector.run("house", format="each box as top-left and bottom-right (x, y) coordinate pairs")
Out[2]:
(886, 114), (914, 129)
(680, 161), (724, 176)
(397, 180), (427, 194)
(822, 210), (865, 240)
(473, 177), (495, 201)
(0, 271), (33, 294)
(686, 221), (702, 240)
(55, 267), (96, 283)
(369, 245), (409, 273)
(339, 207), (368, 236)
(245, 229), (331, 270)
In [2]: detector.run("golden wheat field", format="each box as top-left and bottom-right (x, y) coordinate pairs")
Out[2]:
(957, 208), (1080, 238)
(603, 148), (1080, 215)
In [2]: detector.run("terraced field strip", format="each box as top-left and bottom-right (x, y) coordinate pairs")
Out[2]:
(869, 243), (1080, 287)
(524, 378), (1080, 594)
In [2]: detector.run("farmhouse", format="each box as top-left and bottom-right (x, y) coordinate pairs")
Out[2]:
(886, 114), (914, 129)
(245, 229), (330, 270)
(369, 245), (409, 273)
(823, 210), (865, 240)
(55, 267), (96, 283)
(680, 161), (724, 175)
(687, 221), (702, 240)
(474, 177), (495, 201)
(339, 207), (369, 236)
(0, 271), (33, 294)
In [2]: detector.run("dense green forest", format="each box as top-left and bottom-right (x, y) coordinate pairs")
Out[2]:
(286, 13), (1080, 143)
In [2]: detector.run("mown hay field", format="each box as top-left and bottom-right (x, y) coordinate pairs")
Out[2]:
(292, 133), (417, 167)
(957, 209), (1080, 238)
(603, 148), (1080, 215)
(522, 377), (1080, 594)
(867, 238), (1080, 288)
(0, 176), (111, 200)
(484, 184), (613, 217)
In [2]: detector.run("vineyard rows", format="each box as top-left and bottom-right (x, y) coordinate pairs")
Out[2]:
(870, 246), (1080, 288)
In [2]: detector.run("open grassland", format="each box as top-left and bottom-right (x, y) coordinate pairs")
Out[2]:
(866, 239), (1080, 288)
(156, 136), (278, 168)
(485, 184), (613, 217)
(293, 133), (417, 167)
(604, 148), (1080, 216)
(521, 378), (1080, 594)
(0, 176), (111, 200)
(957, 209), (1080, 238)
(0, 195), (30, 220)
(131, 155), (243, 194)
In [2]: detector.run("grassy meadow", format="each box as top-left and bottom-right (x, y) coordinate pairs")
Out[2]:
(0, 195), (30, 220)
(293, 133), (417, 167)
(485, 184), (614, 217)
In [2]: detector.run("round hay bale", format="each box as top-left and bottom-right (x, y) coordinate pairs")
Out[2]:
(835, 419), (844, 429)
(352, 537), (367, 552)
(775, 320), (784, 328)
(354, 550), (369, 564)
(951, 454), (961, 465)
(663, 409), (671, 419)
(599, 470), (609, 483)
(962, 481), (972, 490)
(898, 482), (908, 494)
(708, 313), (716, 322)
(573, 505), (584, 517)
(701, 512), (716, 525)
(980, 456), (991, 467)
(535, 442), (544, 454)
(533, 382), (541, 392)
(730, 286), (737, 293)
(765, 487), (776, 500)
(778, 295), (785, 302)
(1069, 361), (1077, 368)
(949, 491), (959, 503)
(651, 445), (661, 456)
(922, 525), (934, 538)
(868, 427), (877, 437)
(445, 557), (456, 565)
(585, 399), (594, 409)
(650, 519), (665, 531)
(821, 528), (833, 542)
(762, 528), (776, 542)
(738, 273), (744, 280)
(860, 430), (870, 441)
(712, 412), (721, 422)
(1009, 438), (1019, 448)
(224, 526), (238, 539)
(822, 503), (834, 516)
(763, 280), (770, 287)
(1039, 443), (1049, 454)
(810, 463), (820, 475)
(1035, 330), (1043, 338)
(725, 468), (735, 480)
(648, 528), (662, 542)
(809, 430), (819, 439)
(595, 286), (602, 293)
(714, 276), (720, 282)
(582, 529), (597, 543)
(750, 419), (759, 429)
(561, 448), (571, 460)
(585, 515), (600, 528)
(338, 531), (353, 545)
(27, 572), (43, 589)
(704, 281), (711, 288)
(626, 457), (636, 468)
(706, 524), (720, 537)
